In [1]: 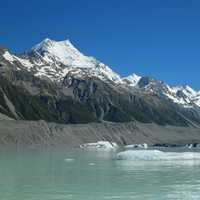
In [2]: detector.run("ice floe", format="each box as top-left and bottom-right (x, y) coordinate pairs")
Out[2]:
(116, 150), (200, 161)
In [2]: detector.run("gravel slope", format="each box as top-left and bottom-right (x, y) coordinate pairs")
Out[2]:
(0, 120), (199, 146)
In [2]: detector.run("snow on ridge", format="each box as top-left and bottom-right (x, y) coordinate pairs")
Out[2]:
(159, 82), (200, 107)
(162, 85), (195, 107)
(171, 85), (197, 97)
(3, 51), (15, 62)
(3, 51), (33, 70)
(13, 56), (33, 70)
(194, 98), (200, 107)
(122, 73), (141, 87)
(96, 63), (122, 83)
(185, 85), (197, 95)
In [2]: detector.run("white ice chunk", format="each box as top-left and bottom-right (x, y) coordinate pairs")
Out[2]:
(116, 150), (200, 161)
(80, 141), (118, 151)
(65, 158), (75, 162)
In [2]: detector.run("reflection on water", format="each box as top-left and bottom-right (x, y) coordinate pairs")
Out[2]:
(0, 146), (200, 200)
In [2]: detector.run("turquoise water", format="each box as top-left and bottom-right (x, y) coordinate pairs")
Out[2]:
(0, 146), (200, 200)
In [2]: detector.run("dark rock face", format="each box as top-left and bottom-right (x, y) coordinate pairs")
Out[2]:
(62, 73), (199, 126)
(0, 74), (96, 124)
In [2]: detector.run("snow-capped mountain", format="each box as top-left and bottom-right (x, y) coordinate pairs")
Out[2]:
(0, 38), (200, 126)
(134, 76), (200, 108)
(2, 38), (200, 109)
(2, 38), (122, 83)
(167, 85), (199, 106)
(21, 38), (122, 84)
(2, 38), (200, 108)
(30, 38), (95, 67)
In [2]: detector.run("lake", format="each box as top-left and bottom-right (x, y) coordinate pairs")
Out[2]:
(0, 146), (200, 200)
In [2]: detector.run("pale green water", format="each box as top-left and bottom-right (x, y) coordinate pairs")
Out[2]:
(0, 146), (200, 200)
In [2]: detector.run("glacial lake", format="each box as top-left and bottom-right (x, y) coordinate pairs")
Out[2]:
(1, 146), (200, 200)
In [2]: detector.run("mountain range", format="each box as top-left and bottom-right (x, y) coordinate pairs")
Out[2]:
(0, 38), (200, 127)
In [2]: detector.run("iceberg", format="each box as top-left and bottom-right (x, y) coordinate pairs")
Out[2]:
(124, 143), (148, 149)
(116, 150), (200, 161)
(80, 141), (118, 150)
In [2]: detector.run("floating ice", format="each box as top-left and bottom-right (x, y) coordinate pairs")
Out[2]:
(65, 158), (75, 162)
(80, 141), (118, 151)
(124, 143), (148, 149)
(116, 150), (200, 161)
(89, 163), (95, 166)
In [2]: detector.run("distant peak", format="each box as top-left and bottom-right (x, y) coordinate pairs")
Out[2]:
(31, 38), (54, 51)
(128, 73), (141, 79)
(41, 37), (57, 44)
(184, 85), (196, 91)
(122, 73), (141, 87)
(25, 37), (99, 68)
(41, 38), (70, 43)
(44, 38), (72, 45)
(173, 85), (196, 93)
(183, 85), (197, 96)
(43, 38), (52, 42)
(123, 73), (141, 81)
(31, 38), (74, 51)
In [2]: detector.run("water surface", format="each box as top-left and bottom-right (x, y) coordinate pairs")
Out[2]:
(0, 146), (200, 200)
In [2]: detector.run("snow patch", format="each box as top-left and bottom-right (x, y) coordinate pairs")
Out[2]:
(13, 56), (33, 70)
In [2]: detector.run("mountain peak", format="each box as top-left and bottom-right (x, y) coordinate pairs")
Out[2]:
(127, 73), (141, 80)
(15, 38), (122, 83)
(42, 37), (53, 43)
(172, 85), (197, 96)
(27, 38), (97, 68)
(31, 38), (74, 52)
(184, 85), (197, 94)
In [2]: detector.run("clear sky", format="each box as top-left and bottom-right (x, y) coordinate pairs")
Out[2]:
(0, 0), (200, 90)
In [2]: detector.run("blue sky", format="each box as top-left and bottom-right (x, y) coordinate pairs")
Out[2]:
(0, 0), (200, 90)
